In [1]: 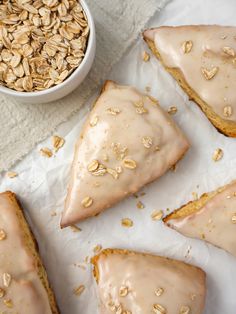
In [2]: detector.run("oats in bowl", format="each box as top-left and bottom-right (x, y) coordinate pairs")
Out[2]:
(0, 0), (90, 92)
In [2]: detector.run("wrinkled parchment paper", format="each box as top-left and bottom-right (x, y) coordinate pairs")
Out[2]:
(1, 0), (236, 312)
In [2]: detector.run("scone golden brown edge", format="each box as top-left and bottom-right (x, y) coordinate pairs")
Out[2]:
(61, 80), (190, 227)
(143, 25), (236, 137)
(164, 180), (236, 257)
(91, 248), (206, 313)
(0, 191), (59, 314)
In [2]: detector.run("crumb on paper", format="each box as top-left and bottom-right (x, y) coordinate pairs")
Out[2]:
(73, 285), (85, 297)
(192, 192), (198, 200)
(136, 201), (145, 209)
(212, 148), (223, 161)
(93, 244), (102, 254)
(52, 135), (65, 152)
(121, 218), (133, 228)
(50, 211), (57, 217)
(184, 245), (192, 259)
(167, 106), (178, 115)
(6, 171), (18, 178)
(40, 147), (53, 158)
(151, 210), (163, 221)
(70, 225), (82, 233)
(73, 263), (87, 270)
(142, 51), (150, 62)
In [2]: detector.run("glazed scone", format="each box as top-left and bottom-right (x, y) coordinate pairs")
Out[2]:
(0, 191), (59, 314)
(164, 181), (236, 257)
(143, 25), (236, 137)
(91, 248), (206, 314)
(61, 81), (190, 227)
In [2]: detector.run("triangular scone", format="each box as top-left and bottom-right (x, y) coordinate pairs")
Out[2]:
(143, 25), (236, 137)
(91, 248), (206, 314)
(164, 181), (236, 257)
(61, 81), (189, 227)
(0, 192), (59, 314)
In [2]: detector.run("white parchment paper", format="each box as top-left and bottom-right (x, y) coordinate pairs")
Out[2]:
(1, 0), (236, 313)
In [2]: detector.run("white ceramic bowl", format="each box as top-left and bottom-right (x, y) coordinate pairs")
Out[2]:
(0, 0), (96, 104)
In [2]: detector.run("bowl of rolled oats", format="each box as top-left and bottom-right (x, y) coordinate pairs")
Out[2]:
(0, 0), (95, 103)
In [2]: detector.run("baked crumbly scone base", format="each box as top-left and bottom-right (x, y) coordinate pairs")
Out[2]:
(62, 80), (189, 227)
(4, 191), (59, 314)
(91, 248), (206, 314)
(144, 36), (236, 137)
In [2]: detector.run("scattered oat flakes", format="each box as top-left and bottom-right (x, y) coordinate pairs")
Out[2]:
(119, 286), (129, 297)
(136, 201), (145, 209)
(0, 288), (5, 298)
(52, 135), (65, 152)
(90, 115), (99, 127)
(153, 303), (166, 314)
(190, 293), (197, 301)
(182, 40), (193, 54)
(81, 196), (93, 208)
(40, 147), (53, 158)
(222, 46), (235, 57)
(0, 230), (6, 241)
(50, 211), (57, 217)
(70, 225), (82, 232)
(151, 210), (163, 221)
(136, 106), (148, 114)
(3, 299), (13, 308)
(201, 67), (218, 80)
(212, 148), (223, 161)
(223, 105), (233, 117)
(168, 106), (178, 115)
(145, 86), (151, 92)
(179, 305), (191, 314)
(93, 244), (102, 254)
(111, 143), (128, 161)
(123, 159), (137, 169)
(3, 273), (11, 288)
(6, 171), (18, 178)
(92, 164), (107, 176)
(146, 94), (159, 105)
(116, 166), (123, 174)
(155, 288), (164, 297)
(73, 285), (85, 297)
(106, 108), (121, 115)
(142, 51), (150, 62)
(121, 218), (133, 228)
(87, 160), (99, 172)
(142, 136), (153, 148)
(192, 192), (198, 200)
(231, 214), (236, 224)
(107, 168), (119, 179)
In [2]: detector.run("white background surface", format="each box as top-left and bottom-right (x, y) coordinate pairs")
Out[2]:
(1, 0), (236, 313)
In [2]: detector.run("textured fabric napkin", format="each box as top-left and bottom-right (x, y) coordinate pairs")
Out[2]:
(0, 0), (169, 171)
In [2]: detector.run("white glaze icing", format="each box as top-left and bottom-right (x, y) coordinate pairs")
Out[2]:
(61, 81), (189, 227)
(0, 192), (53, 314)
(166, 181), (236, 257)
(144, 25), (236, 121)
(94, 249), (206, 314)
